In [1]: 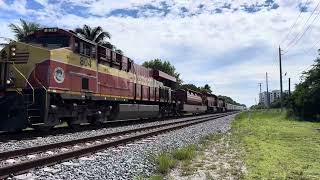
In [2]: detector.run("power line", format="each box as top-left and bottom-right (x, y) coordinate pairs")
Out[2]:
(282, 0), (320, 54)
(284, 10), (320, 54)
(280, 0), (310, 46)
(302, 33), (320, 55)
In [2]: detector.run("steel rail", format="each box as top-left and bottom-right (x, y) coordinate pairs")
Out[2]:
(0, 112), (222, 140)
(0, 113), (230, 160)
(0, 112), (236, 179)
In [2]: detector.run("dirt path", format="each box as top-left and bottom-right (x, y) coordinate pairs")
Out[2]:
(168, 132), (246, 180)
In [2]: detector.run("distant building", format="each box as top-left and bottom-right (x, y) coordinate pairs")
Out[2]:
(259, 90), (289, 106)
(269, 90), (280, 103)
(259, 91), (269, 106)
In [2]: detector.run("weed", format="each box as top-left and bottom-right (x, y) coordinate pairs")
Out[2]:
(205, 171), (214, 180)
(155, 153), (176, 174)
(172, 145), (197, 161)
(207, 164), (217, 170)
(149, 175), (163, 180)
(194, 161), (205, 167)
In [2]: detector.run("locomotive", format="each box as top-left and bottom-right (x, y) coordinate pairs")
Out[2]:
(0, 28), (244, 132)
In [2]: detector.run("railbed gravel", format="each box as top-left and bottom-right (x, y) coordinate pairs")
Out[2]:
(8, 114), (236, 180)
(0, 114), (214, 152)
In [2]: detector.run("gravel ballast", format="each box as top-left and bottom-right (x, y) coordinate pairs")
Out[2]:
(0, 114), (219, 152)
(8, 114), (237, 180)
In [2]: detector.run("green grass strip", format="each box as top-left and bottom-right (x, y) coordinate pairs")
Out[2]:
(233, 109), (320, 179)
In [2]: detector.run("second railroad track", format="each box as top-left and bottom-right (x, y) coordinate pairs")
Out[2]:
(0, 112), (236, 179)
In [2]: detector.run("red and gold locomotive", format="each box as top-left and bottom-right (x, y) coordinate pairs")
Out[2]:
(0, 28), (244, 131)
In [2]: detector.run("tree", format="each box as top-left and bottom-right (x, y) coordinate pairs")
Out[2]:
(250, 103), (265, 109)
(218, 95), (243, 106)
(200, 84), (212, 93)
(111, 44), (123, 55)
(74, 25), (123, 54)
(115, 49), (123, 55)
(180, 84), (201, 92)
(101, 41), (114, 49)
(290, 55), (320, 120)
(179, 83), (213, 94)
(75, 25), (111, 44)
(142, 59), (182, 85)
(9, 19), (41, 41)
(75, 25), (124, 54)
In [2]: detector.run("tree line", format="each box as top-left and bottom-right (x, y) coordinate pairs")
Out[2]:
(7, 19), (244, 107)
(251, 53), (320, 121)
(142, 59), (244, 106)
(289, 55), (320, 120)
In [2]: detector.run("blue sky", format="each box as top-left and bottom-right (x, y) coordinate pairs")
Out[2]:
(0, 0), (319, 106)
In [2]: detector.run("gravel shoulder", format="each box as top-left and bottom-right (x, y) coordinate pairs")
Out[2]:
(7, 114), (236, 180)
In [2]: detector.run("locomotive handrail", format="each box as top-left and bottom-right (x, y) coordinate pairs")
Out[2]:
(33, 70), (48, 108)
(11, 62), (35, 104)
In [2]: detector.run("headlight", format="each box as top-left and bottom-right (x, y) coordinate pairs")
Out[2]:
(6, 79), (13, 85)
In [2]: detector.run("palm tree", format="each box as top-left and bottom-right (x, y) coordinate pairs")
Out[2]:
(75, 25), (111, 44)
(101, 41), (114, 49)
(115, 49), (123, 55)
(110, 44), (123, 55)
(75, 25), (124, 54)
(9, 19), (41, 41)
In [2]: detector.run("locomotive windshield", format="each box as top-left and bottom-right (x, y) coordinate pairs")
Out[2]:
(22, 28), (72, 49)
(24, 35), (70, 49)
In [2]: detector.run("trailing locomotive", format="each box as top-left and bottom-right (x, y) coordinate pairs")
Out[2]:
(0, 28), (244, 132)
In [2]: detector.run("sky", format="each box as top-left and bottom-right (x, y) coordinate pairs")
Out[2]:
(0, 0), (319, 107)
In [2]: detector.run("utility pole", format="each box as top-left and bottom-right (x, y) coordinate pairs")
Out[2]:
(279, 46), (283, 109)
(259, 83), (262, 94)
(258, 82), (262, 104)
(266, 72), (269, 108)
(288, 77), (291, 96)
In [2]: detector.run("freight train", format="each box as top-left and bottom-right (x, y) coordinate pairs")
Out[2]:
(0, 28), (245, 132)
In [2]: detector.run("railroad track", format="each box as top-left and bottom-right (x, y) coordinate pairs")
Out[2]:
(0, 113), (199, 142)
(0, 112), (236, 179)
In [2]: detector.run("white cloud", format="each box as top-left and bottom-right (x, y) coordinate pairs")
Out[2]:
(0, 0), (319, 106)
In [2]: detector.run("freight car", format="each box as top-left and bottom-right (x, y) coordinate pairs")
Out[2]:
(0, 27), (244, 132)
(203, 93), (218, 113)
(175, 89), (207, 114)
(217, 98), (226, 112)
(226, 103), (246, 111)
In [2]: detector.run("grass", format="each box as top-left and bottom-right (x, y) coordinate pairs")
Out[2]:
(172, 144), (197, 160)
(155, 153), (176, 174)
(233, 109), (320, 179)
(151, 144), (198, 179)
(205, 171), (215, 180)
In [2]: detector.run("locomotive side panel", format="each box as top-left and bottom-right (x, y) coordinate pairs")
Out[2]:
(186, 92), (202, 105)
(142, 85), (149, 101)
(150, 87), (154, 101)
